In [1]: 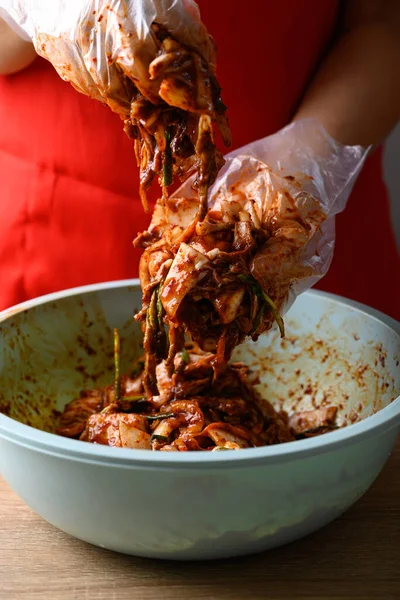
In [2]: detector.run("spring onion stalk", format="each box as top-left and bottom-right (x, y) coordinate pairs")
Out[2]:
(151, 434), (169, 442)
(148, 289), (158, 332)
(238, 274), (285, 338)
(250, 303), (265, 336)
(145, 413), (175, 422)
(163, 128), (173, 188)
(114, 328), (121, 402)
(156, 285), (164, 330)
(261, 291), (285, 338)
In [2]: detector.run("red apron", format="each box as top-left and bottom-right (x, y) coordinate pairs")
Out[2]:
(0, 0), (399, 319)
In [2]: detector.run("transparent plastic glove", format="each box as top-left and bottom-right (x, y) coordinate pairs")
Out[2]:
(0, 6), (30, 40)
(160, 118), (370, 345)
(0, 0), (214, 117)
(207, 118), (370, 310)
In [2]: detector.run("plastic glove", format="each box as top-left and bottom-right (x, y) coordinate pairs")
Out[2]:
(0, 0), (215, 117)
(0, 1), (230, 210)
(208, 118), (370, 304)
(137, 119), (369, 359)
(0, 5), (30, 40)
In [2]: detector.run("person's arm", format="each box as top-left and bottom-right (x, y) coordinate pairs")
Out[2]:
(294, 0), (400, 146)
(0, 17), (36, 75)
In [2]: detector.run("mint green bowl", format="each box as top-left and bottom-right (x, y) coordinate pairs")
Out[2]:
(0, 281), (399, 559)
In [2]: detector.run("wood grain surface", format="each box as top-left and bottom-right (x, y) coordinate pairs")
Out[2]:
(1, 439), (399, 600)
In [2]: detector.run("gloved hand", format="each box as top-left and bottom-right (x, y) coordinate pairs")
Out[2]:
(0, 0), (230, 209)
(208, 118), (370, 304)
(138, 119), (369, 359)
(0, 0), (215, 115)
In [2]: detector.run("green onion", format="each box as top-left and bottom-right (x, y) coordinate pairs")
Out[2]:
(250, 303), (265, 336)
(113, 328), (121, 401)
(212, 446), (232, 451)
(151, 434), (169, 442)
(262, 291), (285, 338)
(148, 289), (158, 332)
(163, 128), (173, 188)
(120, 395), (144, 402)
(181, 347), (190, 363)
(145, 413), (175, 422)
(156, 284), (164, 329)
(238, 274), (285, 338)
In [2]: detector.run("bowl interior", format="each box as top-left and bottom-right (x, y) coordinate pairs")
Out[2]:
(0, 285), (399, 434)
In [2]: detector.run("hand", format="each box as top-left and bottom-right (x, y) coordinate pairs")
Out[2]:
(139, 119), (369, 359)
(209, 118), (369, 301)
(0, 0), (231, 213)
(0, 0), (215, 117)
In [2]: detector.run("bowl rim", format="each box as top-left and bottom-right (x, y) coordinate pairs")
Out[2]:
(0, 280), (399, 470)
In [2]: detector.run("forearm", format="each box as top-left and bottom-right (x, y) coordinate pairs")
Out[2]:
(0, 17), (36, 75)
(294, 2), (400, 146)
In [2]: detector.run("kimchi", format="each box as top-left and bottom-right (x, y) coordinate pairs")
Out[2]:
(57, 18), (337, 451)
(123, 24), (231, 213)
(57, 346), (338, 451)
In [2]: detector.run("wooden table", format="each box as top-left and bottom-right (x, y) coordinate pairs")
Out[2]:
(1, 440), (399, 600)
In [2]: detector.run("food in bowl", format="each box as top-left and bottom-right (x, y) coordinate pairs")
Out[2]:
(100, 12), (334, 432)
(0, 285), (399, 559)
(56, 341), (339, 451)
